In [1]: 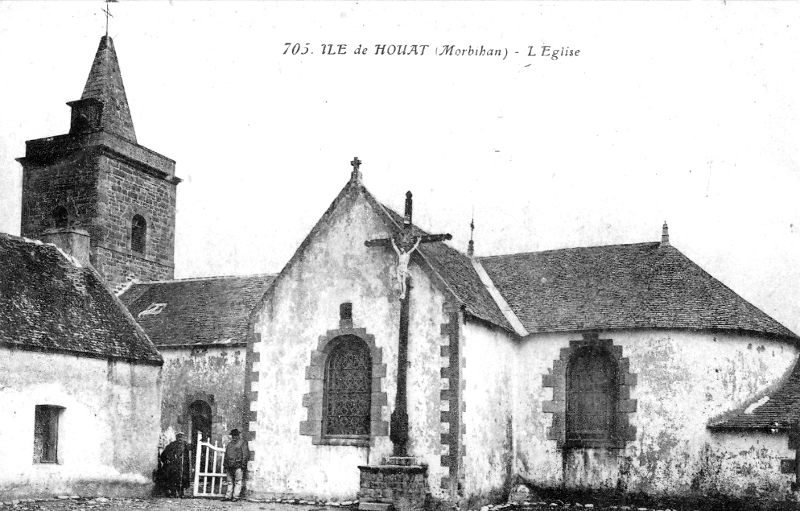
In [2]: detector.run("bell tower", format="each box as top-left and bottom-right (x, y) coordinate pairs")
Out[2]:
(17, 36), (180, 288)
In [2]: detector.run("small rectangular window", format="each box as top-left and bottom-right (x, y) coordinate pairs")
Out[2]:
(33, 405), (63, 464)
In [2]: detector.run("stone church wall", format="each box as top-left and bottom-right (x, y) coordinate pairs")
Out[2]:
(461, 320), (517, 504)
(248, 191), (449, 499)
(513, 329), (798, 498)
(0, 349), (162, 498)
(158, 346), (247, 446)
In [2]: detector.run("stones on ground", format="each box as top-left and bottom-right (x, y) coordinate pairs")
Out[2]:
(509, 485), (531, 505)
(480, 506), (490, 511)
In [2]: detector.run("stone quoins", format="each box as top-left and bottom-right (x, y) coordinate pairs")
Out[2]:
(300, 327), (388, 447)
(439, 303), (464, 494)
(542, 333), (637, 449)
(245, 332), (261, 448)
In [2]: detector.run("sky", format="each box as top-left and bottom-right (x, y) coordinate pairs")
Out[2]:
(1, 2), (799, 334)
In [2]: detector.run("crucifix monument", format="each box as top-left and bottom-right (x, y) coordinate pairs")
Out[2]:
(365, 188), (452, 457)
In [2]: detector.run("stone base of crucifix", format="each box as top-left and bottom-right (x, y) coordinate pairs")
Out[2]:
(357, 458), (429, 511)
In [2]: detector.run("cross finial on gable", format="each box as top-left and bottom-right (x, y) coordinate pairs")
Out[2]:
(661, 221), (670, 246)
(350, 156), (362, 183)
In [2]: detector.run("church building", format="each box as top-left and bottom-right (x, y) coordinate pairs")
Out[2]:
(245, 163), (800, 506)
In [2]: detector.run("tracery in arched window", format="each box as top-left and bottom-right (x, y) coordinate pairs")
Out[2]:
(323, 337), (372, 437)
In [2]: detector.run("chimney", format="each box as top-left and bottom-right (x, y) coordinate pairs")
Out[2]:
(42, 228), (91, 266)
(661, 221), (670, 247)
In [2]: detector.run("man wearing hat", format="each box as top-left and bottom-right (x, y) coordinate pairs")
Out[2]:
(222, 428), (250, 501)
(159, 432), (192, 498)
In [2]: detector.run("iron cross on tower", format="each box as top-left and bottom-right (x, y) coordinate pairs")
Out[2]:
(102, 0), (118, 37)
(365, 190), (451, 456)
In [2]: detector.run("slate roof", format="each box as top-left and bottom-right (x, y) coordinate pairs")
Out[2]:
(478, 242), (798, 341)
(120, 274), (276, 347)
(378, 205), (514, 333)
(708, 361), (800, 431)
(0, 233), (161, 364)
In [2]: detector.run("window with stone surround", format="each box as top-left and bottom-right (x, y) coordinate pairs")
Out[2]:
(543, 333), (637, 449)
(323, 337), (372, 438)
(300, 315), (389, 447)
(33, 405), (63, 464)
(52, 206), (69, 229)
(131, 215), (146, 254)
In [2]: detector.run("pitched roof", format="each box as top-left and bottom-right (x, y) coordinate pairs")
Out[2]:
(0, 233), (161, 364)
(80, 36), (137, 142)
(708, 361), (800, 431)
(254, 171), (514, 334)
(120, 274), (276, 347)
(478, 242), (798, 341)
(377, 205), (514, 333)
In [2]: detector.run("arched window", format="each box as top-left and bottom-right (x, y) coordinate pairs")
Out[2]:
(131, 215), (146, 254)
(189, 400), (212, 445)
(52, 206), (69, 229)
(566, 346), (618, 447)
(323, 336), (372, 438)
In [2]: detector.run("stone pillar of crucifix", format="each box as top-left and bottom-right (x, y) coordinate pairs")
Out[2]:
(365, 191), (451, 457)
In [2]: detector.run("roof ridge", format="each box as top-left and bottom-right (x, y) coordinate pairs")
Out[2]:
(478, 241), (661, 260)
(135, 273), (277, 285)
(0, 231), (83, 268)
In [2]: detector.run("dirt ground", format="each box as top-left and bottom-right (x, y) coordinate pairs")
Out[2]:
(0, 497), (344, 511)
(3, 495), (800, 511)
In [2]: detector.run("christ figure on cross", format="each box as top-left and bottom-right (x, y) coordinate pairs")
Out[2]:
(365, 191), (452, 301)
(391, 236), (421, 300)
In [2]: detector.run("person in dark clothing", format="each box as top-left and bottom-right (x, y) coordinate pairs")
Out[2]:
(158, 432), (192, 498)
(222, 429), (250, 501)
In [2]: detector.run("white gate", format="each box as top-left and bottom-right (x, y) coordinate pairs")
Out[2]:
(193, 432), (227, 497)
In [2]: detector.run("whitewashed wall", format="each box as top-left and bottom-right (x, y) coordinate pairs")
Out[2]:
(512, 329), (798, 498)
(461, 319), (517, 503)
(0, 349), (162, 498)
